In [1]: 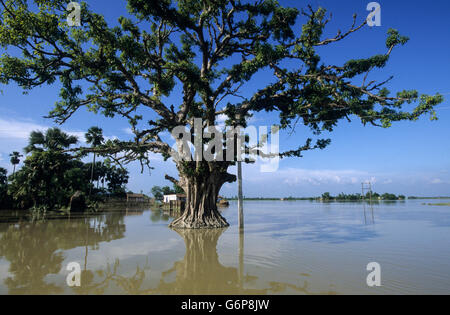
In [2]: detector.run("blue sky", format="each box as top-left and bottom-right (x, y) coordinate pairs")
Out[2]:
(0, 0), (449, 197)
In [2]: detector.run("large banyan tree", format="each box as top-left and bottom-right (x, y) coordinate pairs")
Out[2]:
(0, 0), (443, 228)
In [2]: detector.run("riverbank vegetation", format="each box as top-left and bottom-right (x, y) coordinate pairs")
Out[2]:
(229, 192), (408, 202)
(0, 128), (130, 212)
(321, 192), (405, 201)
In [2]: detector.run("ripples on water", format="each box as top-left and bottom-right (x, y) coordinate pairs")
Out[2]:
(0, 200), (449, 295)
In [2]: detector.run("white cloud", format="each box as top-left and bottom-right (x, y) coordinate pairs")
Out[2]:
(216, 114), (227, 130)
(430, 178), (445, 184)
(0, 117), (121, 146)
(266, 167), (374, 186)
(148, 152), (163, 162)
(123, 127), (134, 136)
(217, 114), (227, 123)
(0, 118), (86, 142)
(0, 118), (49, 140)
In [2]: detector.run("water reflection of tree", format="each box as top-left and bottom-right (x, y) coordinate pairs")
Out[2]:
(0, 222), (64, 294)
(143, 229), (337, 295)
(77, 228), (336, 295)
(70, 259), (149, 295)
(149, 228), (264, 295)
(149, 209), (171, 223)
(0, 211), (338, 295)
(0, 212), (126, 294)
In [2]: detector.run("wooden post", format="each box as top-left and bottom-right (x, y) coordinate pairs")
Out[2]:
(238, 160), (244, 230)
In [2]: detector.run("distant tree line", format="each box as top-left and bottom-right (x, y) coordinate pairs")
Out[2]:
(321, 192), (405, 201)
(227, 192), (407, 201)
(0, 128), (129, 211)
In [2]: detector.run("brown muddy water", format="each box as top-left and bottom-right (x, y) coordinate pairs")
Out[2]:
(1, 200), (450, 295)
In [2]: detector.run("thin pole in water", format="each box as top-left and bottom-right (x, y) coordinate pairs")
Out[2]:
(238, 228), (244, 289)
(237, 160), (244, 230)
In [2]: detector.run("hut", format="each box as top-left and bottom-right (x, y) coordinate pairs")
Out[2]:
(163, 194), (186, 212)
(126, 193), (146, 203)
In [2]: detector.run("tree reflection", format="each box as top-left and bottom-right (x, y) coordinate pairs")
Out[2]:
(0, 211), (337, 295)
(0, 212), (126, 294)
(0, 222), (64, 294)
(149, 209), (171, 223)
(148, 228), (266, 295)
(75, 228), (336, 295)
(70, 259), (150, 295)
(143, 228), (337, 295)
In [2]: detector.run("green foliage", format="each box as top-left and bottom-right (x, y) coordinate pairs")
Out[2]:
(9, 151), (22, 167)
(162, 186), (173, 196)
(151, 186), (163, 201)
(336, 193), (362, 201)
(24, 128), (78, 154)
(381, 193), (398, 201)
(151, 184), (184, 201)
(0, 167), (9, 209)
(319, 192), (404, 201)
(321, 192), (331, 201)
(0, 167), (6, 186)
(105, 165), (129, 197)
(8, 150), (78, 210)
(173, 183), (184, 194)
(85, 126), (104, 147)
(4, 128), (129, 211)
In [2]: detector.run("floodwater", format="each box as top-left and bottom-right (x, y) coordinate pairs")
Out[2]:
(0, 200), (450, 295)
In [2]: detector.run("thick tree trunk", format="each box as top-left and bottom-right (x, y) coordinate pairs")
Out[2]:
(169, 172), (230, 229)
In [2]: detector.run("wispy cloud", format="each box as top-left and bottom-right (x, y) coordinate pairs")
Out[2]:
(0, 118), (85, 142)
(123, 127), (134, 136)
(280, 168), (374, 186)
(0, 118), (49, 140)
(430, 178), (449, 184)
(244, 165), (375, 186)
(215, 114), (227, 130)
(0, 117), (121, 144)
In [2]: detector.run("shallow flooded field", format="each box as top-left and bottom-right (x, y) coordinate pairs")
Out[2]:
(1, 200), (450, 295)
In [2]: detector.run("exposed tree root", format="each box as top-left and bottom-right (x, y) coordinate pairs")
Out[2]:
(169, 209), (229, 229)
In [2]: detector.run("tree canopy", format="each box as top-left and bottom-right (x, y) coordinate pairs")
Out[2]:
(0, 1), (442, 163)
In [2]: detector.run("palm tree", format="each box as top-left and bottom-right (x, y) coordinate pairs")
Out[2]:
(24, 128), (78, 153)
(85, 127), (104, 196)
(9, 151), (23, 178)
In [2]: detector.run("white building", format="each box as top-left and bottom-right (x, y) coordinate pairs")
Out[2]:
(163, 194), (186, 204)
